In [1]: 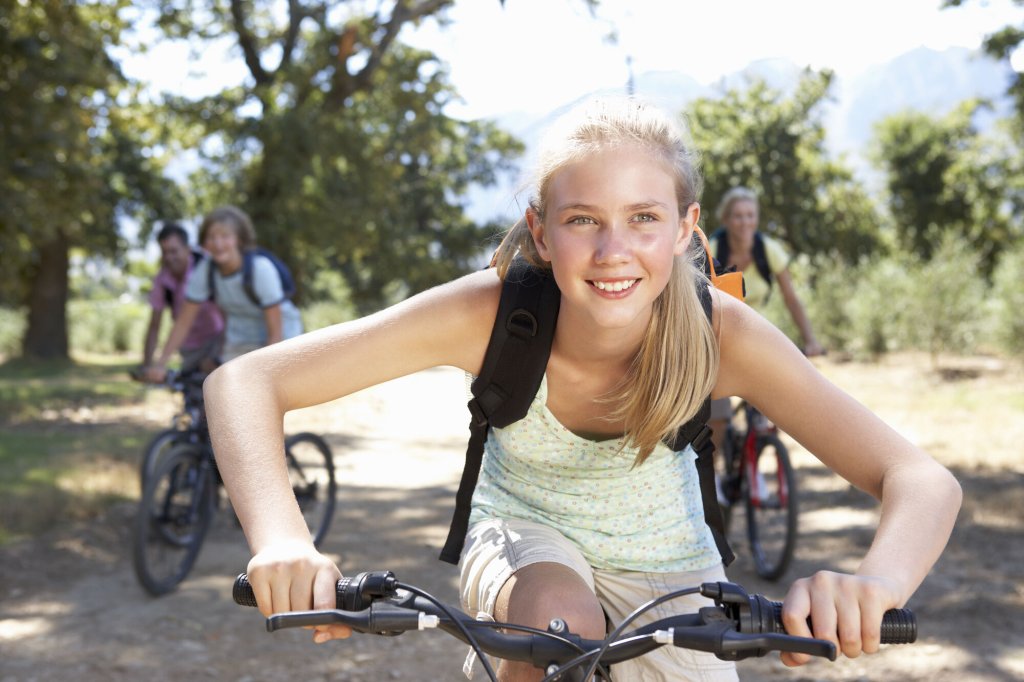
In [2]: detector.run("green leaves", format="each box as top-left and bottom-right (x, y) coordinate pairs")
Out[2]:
(150, 1), (522, 313)
(871, 101), (1020, 274)
(1, 0), (181, 306)
(686, 70), (881, 264)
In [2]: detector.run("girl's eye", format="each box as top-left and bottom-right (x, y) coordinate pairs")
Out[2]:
(631, 213), (657, 223)
(568, 216), (597, 225)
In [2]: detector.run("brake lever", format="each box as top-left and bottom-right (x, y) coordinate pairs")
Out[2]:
(266, 602), (438, 636)
(267, 609), (353, 632)
(666, 618), (837, 662)
(718, 630), (837, 661)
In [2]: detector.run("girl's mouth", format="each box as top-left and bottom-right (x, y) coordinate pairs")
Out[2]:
(589, 279), (638, 293)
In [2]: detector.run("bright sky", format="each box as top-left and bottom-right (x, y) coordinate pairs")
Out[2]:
(404, 0), (1024, 119)
(123, 0), (1024, 119)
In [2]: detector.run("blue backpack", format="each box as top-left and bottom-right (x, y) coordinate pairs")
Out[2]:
(207, 247), (297, 306)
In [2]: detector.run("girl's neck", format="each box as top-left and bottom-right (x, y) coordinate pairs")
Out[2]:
(552, 304), (648, 369)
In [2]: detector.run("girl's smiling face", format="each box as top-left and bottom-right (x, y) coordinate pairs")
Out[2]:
(202, 221), (243, 269)
(527, 144), (697, 335)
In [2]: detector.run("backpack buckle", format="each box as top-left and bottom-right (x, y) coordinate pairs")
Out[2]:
(690, 425), (713, 454)
(506, 309), (538, 339)
(467, 398), (489, 428)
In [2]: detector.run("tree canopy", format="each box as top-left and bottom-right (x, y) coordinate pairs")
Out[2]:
(145, 0), (523, 312)
(871, 101), (1021, 274)
(0, 0), (181, 357)
(686, 70), (881, 264)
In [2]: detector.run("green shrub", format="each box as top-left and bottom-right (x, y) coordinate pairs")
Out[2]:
(301, 300), (357, 332)
(0, 308), (26, 358)
(991, 241), (1024, 357)
(69, 299), (151, 355)
(898, 234), (986, 366)
(801, 255), (857, 354)
(846, 256), (914, 359)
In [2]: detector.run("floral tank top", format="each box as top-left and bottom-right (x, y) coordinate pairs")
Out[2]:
(468, 375), (721, 572)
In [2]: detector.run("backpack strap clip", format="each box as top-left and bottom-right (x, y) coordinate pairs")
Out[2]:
(506, 309), (539, 339)
(689, 424), (713, 454)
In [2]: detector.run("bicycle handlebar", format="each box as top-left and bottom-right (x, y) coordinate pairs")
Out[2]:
(232, 571), (916, 677)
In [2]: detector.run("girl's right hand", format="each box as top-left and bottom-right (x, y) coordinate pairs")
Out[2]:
(244, 539), (351, 643)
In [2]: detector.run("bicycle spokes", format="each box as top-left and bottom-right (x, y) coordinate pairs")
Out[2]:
(744, 435), (798, 581)
(133, 444), (215, 596)
(284, 433), (337, 547)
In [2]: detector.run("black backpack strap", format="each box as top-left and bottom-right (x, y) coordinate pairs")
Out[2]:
(667, 283), (735, 566)
(710, 227), (728, 267)
(241, 250), (260, 306)
(206, 255), (217, 302)
(751, 232), (773, 292)
(439, 258), (561, 564)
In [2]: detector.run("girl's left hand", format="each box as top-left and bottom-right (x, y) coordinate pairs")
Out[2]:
(779, 570), (905, 666)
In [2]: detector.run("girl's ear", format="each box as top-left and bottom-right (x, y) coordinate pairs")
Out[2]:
(673, 202), (700, 256)
(525, 207), (552, 262)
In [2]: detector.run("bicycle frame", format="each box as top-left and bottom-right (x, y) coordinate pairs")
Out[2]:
(740, 406), (790, 510)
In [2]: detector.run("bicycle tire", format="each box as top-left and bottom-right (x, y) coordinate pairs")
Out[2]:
(284, 432), (337, 547)
(139, 428), (188, 489)
(132, 443), (215, 596)
(744, 433), (798, 581)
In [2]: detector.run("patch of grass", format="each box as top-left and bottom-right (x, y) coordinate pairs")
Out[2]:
(0, 357), (155, 544)
(0, 356), (140, 424)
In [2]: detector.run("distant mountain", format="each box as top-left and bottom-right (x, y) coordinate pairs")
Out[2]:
(827, 46), (1015, 156)
(465, 46), (1016, 223)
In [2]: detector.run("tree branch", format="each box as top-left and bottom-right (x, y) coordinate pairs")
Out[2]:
(230, 0), (271, 87)
(349, 0), (453, 96)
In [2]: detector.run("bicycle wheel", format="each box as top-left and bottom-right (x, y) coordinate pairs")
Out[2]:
(284, 432), (336, 547)
(133, 443), (215, 596)
(744, 433), (798, 581)
(139, 428), (187, 488)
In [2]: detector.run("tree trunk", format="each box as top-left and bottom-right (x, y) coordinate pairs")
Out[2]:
(22, 230), (70, 359)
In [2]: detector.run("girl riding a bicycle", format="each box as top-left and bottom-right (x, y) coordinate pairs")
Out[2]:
(204, 97), (961, 682)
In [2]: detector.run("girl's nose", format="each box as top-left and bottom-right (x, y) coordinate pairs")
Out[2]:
(595, 224), (631, 265)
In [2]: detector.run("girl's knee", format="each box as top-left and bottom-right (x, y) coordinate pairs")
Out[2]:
(496, 562), (605, 639)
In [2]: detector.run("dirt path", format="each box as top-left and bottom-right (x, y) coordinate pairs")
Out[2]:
(1, 360), (1022, 681)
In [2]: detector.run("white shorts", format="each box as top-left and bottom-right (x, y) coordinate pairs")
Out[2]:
(459, 517), (739, 682)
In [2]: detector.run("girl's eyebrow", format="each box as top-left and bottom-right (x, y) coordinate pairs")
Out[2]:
(554, 200), (670, 212)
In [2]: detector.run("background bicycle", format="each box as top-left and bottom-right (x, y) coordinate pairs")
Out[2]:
(131, 369), (338, 596)
(131, 368), (208, 487)
(717, 399), (799, 581)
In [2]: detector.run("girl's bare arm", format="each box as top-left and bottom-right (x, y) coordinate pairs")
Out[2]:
(713, 292), (961, 663)
(203, 269), (500, 623)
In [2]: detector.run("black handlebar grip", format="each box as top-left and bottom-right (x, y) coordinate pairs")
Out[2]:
(232, 571), (399, 611)
(232, 573), (346, 609)
(766, 599), (917, 644)
(233, 574), (260, 607)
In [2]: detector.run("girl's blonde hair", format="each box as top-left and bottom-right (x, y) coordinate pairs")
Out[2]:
(715, 186), (759, 224)
(492, 97), (719, 464)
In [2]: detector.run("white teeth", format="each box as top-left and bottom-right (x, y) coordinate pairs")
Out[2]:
(593, 279), (636, 292)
